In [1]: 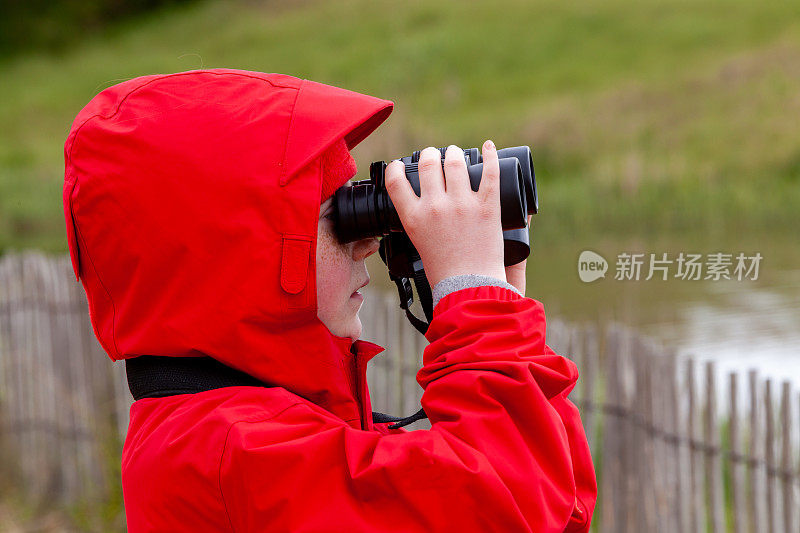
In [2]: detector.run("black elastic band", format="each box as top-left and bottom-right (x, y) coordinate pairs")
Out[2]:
(125, 355), (427, 428)
(126, 355), (267, 400)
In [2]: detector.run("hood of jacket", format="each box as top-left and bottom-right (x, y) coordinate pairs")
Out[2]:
(63, 69), (393, 425)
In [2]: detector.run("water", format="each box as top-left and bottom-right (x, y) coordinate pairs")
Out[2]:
(530, 235), (800, 389)
(644, 269), (800, 387)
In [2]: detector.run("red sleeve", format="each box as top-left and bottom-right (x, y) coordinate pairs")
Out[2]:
(540, 342), (597, 532)
(219, 286), (597, 532)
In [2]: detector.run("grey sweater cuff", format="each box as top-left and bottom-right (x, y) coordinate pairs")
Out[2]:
(431, 274), (523, 310)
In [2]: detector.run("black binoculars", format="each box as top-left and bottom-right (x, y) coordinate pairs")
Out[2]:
(332, 145), (538, 266)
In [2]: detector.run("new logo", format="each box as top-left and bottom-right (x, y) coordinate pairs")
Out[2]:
(578, 250), (608, 283)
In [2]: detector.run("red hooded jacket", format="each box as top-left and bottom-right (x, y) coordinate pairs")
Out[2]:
(63, 69), (596, 532)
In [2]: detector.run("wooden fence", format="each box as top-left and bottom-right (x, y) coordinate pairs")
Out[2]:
(1, 250), (799, 532)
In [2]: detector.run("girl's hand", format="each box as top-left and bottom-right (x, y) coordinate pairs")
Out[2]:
(384, 141), (506, 288)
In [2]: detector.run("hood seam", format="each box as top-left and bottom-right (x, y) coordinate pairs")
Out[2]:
(74, 215), (121, 359)
(278, 82), (302, 186)
(67, 71), (294, 166)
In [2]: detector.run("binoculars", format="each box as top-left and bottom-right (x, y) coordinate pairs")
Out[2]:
(332, 145), (537, 266)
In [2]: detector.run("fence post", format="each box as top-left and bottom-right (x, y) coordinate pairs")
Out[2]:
(639, 339), (657, 532)
(621, 327), (638, 532)
(687, 357), (705, 533)
(764, 379), (776, 533)
(373, 295), (389, 412)
(569, 326), (582, 404)
(704, 361), (725, 533)
(41, 253), (67, 502)
(0, 256), (23, 490)
(632, 336), (646, 532)
(400, 317), (418, 418)
(780, 381), (794, 533)
(729, 372), (745, 533)
(601, 324), (623, 533)
(14, 255), (33, 497)
(582, 324), (597, 453)
(748, 370), (764, 533)
(24, 254), (46, 498)
(651, 346), (673, 533)
(668, 353), (688, 533)
(61, 256), (84, 502)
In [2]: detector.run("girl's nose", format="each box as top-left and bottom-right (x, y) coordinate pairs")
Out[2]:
(353, 236), (380, 261)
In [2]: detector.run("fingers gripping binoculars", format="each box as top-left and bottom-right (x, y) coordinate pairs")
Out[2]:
(332, 145), (537, 334)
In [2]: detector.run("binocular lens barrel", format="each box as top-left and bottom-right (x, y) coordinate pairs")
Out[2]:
(334, 181), (396, 244)
(495, 146), (537, 214)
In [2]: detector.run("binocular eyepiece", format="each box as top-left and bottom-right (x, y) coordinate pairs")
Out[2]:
(332, 145), (537, 266)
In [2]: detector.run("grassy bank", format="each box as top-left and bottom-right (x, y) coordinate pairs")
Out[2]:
(1, 0), (799, 253)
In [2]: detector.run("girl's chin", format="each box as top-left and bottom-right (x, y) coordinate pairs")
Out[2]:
(348, 315), (363, 343)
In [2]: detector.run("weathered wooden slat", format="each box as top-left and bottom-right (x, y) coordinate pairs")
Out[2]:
(748, 370), (764, 533)
(382, 294), (398, 414)
(668, 352), (688, 533)
(0, 256), (24, 490)
(75, 263), (97, 500)
(400, 318), (416, 417)
(705, 361), (724, 533)
(617, 328), (641, 531)
(622, 327), (639, 533)
(729, 372), (745, 533)
(600, 325), (622, 533)
(390, 294), (404, 415)
(112, 358), (132, 440)
(569, 327), (582, 403)
(637, 338), (655, 532)
(632, 334), (646, 533)
(23, 254), (42, 497)
(40, 252), (66, 501)
(60, 257), (92, 499)
(779, 381), (793, 533)
(582, 324), (597, 453)
(687, 357), (705, 533)
(650, 345), (671, 533)
(764, 379), (776, 533)
(361, 291), (378, 405)
(17, 255), (37, 497)
(372, 294), (389, 413)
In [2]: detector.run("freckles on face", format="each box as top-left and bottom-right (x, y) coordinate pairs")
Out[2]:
(315, 197), (364, 342)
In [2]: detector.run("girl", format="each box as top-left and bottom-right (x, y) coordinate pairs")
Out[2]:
(64, 69), (596, 532)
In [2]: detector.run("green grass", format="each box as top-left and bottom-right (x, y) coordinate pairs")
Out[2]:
(2, 0), (800, 253)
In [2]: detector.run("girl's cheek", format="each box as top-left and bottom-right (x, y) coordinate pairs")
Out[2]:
(317, 225), (349, 278)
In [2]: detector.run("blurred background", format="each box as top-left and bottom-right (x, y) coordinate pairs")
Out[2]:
(1, 0), (799, 530)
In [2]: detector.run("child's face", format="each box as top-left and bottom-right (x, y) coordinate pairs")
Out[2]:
(316, 190), (380, 342)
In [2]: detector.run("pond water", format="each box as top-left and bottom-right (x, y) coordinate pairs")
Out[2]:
(529, 234), (800, 389)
